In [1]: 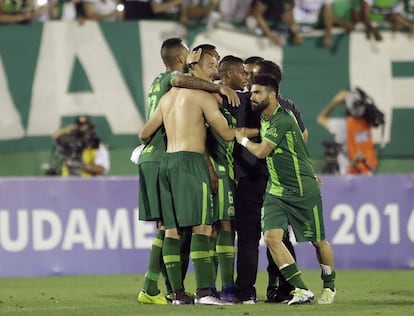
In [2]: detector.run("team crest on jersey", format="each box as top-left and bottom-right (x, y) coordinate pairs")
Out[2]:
(227, 206), (235, 217)
(267, 127), (278, 139)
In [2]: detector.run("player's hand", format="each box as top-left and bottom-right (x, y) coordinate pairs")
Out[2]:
(235, 129), (245, 144)
(209, 168), (218, 194)
(187, 48), (201, 65)
(219, 85), (240, 107)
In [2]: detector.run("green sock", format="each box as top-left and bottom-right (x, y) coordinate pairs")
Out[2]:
(280, 263), (308, 290)
(143, 230), (164, 295)
(321, 269), (336, 290)
(162, 237), (182, 292)
(161, 264), (172, 294)
(216, 230), (235, 288)
(191, 234), (214, 290)
(209, 236), (218, 283)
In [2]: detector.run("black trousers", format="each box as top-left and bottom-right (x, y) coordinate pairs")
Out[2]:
(234, 175), (296, 300)
(234, 175), (266, 300)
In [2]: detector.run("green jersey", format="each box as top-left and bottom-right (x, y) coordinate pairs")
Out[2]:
(138, 71), (179, 164)
(261, 106), (319, 198)
(206, 106), (237, 180)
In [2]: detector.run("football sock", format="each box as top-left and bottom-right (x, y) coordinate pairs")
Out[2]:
(321, 264), (336, 290)
(162, 237), (182, 292)
(280, 263), (308, 290)
(191, 234), (214, 290)
(143, 229), (165, 296)
(209, 235), (218, 282)
(216, 230), (235, 288)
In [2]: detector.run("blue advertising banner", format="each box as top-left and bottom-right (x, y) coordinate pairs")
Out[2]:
(0, 175), (413, 277)
(289, 175), (414, 270)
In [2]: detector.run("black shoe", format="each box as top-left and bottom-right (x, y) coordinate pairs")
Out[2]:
(172, 291), (194, 305)
(265, 286), (291, 304)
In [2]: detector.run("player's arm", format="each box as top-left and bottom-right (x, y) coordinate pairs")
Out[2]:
(235, 130), (275, 159)
(235, 117), (291, 159)
(172, 74), (240, 107)
(138, 106), (163, 144)
(203, 95), (257, 141)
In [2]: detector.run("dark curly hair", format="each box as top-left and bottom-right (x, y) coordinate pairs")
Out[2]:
(355, 87), (385, 127)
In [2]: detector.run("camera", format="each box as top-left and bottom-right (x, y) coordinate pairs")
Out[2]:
(54, 128), (88, 175)
(321, 140), (342, 174)
(347, 87), (385, 127)
(44, 116), (99, 176)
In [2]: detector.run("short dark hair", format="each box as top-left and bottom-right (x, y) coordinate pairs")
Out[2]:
(252, 74), (279, 95)
(160, 37), (186, 66)
(244, 56), (264, 64)
(219, 55), (244, 74)
(193, 43), (216, 51)
(192, 43), (220, 61)
(256, 60), (282, 84)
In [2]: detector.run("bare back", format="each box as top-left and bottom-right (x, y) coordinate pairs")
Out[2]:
(160, 87), (214, 153)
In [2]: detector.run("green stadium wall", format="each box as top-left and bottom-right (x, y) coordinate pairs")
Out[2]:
(0, 21), (413, 176)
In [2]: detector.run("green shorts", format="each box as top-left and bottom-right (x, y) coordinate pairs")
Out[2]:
(261, 191), (326, 242)
(138, 161), (161, 221)
(159, 151), (213, 229)
(213, 164), (235, 222)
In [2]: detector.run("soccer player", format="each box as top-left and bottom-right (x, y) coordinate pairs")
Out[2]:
(206, 55), (249, 301)
(235, 74), (336, 305)
(223, 56), (308, 304)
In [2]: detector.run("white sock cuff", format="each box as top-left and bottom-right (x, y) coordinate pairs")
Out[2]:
(320, 264), (332, 275)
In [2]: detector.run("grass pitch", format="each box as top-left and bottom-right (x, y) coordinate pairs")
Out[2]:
(1, 269), (413, 316)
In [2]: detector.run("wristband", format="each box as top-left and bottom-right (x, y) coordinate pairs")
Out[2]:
(241, 137), (249, 147)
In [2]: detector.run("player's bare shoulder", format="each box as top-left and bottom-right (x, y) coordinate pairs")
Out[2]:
(198, 91), (220, 110)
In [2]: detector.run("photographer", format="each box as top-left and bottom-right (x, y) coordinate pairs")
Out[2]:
(51, 116), (110, 177)
(317, 87), (384, 175)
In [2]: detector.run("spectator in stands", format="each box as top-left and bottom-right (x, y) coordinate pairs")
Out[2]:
(317, 87), (384, 175)
(361, 0), (414, 41)
(123, 0), (182, 20)
(50, 0), (81, 21)
(247, 0), (302, 46)
(0, 0), (35, 24)
(174, 0), (219, 38)
(292, 0), (359, 47)
(79, 0), (123, 21)
(204, 0), (253, 30)
(51, 116), (110, 177)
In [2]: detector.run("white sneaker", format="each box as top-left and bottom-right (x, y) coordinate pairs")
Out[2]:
(195, 295), (233, 305)
(287, 288), (314, 305)
(317, 288), (336, 304)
